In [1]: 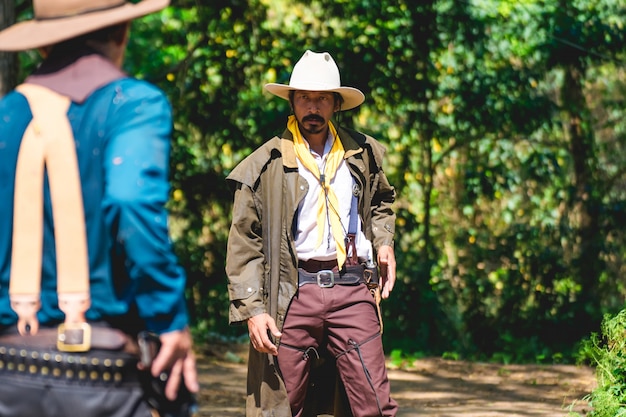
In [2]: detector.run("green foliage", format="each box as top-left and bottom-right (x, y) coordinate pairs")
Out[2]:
(9, 0), (620, 359)
(141, 0), (624, 360)
(119, 0), (626, 362)
(441, 351), (460, 361)
(4, 0), (626, 363)
(388, 349), (426, 370)
(569, 310), (626, 417)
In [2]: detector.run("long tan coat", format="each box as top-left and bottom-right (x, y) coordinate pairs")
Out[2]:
(226, 126), (396, 417)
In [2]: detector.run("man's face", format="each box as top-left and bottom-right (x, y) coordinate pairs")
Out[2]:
(292, 91), (339, 136)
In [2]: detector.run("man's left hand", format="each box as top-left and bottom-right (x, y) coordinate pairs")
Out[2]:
(377, 245), (396, 299)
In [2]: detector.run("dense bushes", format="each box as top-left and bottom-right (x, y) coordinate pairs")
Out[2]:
(569, 310), (626, 416)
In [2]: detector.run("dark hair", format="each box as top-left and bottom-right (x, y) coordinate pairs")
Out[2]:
(50, 22), (129, 53)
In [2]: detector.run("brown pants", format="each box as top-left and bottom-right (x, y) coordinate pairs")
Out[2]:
(277, 283), (398, 417)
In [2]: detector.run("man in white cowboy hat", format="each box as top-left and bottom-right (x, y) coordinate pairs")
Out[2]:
(226, 50), (398, 416)
(0, 1), (198, 416)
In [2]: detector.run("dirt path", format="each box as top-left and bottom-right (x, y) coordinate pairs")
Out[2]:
(195, 343), (596, 417)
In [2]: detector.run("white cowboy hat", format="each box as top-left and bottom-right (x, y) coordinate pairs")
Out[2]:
(0, 0), (169, 52)
(265, 50), (365, 111)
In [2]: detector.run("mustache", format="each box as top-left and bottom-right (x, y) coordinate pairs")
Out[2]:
(302, 115), (325, 123)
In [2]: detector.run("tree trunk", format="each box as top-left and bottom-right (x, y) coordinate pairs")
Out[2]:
(562, 62), (603, 331)
(0, 0), (17, 97)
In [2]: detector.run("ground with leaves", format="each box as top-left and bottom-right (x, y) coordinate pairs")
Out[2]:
(194, 342), (596, 417)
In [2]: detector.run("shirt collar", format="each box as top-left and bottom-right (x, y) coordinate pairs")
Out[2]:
(25, 48), (125, 103)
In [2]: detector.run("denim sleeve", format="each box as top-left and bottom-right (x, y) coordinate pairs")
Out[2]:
(102, 81), (188, 334)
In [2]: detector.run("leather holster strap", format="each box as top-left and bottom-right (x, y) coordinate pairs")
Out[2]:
(10, 84), (90, 333)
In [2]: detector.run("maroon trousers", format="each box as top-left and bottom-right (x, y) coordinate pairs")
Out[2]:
(277, 282), (398, 417)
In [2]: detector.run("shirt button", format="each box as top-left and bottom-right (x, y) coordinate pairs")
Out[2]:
(247, 287), (253, 293)
(300, 185), (305, 190)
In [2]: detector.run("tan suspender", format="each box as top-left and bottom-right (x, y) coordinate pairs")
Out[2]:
(10, 84), (91, 350)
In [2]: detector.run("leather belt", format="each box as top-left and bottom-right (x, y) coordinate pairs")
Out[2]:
(298, 259), (339, 273)
(0, 325), (140, 386)
(0, 326), (134, 352)
(298, 264), (365, 288)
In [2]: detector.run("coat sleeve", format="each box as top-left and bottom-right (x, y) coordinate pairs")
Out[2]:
(368, 139), (396, 250)
(225, 181), (267, 324)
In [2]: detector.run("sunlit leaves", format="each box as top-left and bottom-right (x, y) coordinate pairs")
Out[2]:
(112, 0), (626, 354)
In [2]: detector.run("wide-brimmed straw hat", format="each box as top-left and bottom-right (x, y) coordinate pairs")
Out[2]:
(0, 0), (170, 51)
(265, 50), (365, 111)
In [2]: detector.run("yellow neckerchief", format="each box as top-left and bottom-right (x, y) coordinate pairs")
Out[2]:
(288, 115), (347, 268)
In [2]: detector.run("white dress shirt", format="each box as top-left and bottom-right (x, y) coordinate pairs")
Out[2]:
(294, 131), (373, 263)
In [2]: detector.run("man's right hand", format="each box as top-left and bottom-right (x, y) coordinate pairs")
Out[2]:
(150, 328), (199, 401)
(247, 313), (282, 355)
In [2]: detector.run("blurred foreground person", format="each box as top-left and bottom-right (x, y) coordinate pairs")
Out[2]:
(0, 1), (198, 416)
(226, 49), (398, 416)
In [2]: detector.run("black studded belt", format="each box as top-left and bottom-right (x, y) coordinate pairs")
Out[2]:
(0, 345), (140, 385)
(0, 326), (140, 386)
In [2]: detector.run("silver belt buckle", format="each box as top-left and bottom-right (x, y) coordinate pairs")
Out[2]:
(316, 270), (335, 288)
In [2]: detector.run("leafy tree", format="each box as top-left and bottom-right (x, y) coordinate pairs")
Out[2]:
(140, 0), (625, 360)
(6, 0), (626, 361)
